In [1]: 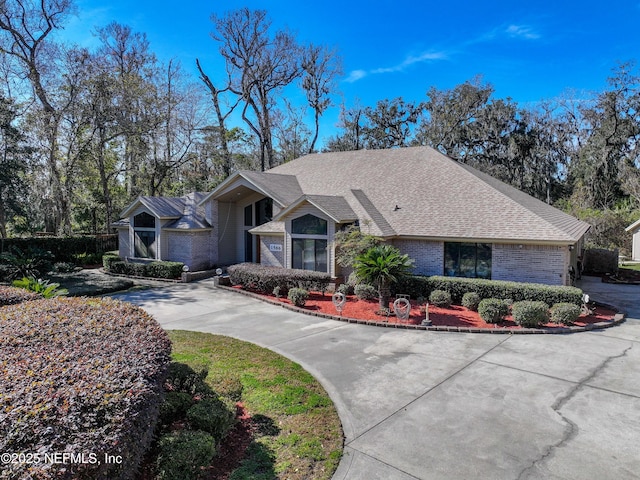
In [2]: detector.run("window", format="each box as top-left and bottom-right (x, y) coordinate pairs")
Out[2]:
(256, 198), (273, 226)
(134, 212), (155, 228)
(245, 231), (254, 262)
(244, 204), (253, 227)
(292, 239), (327, 272)
(290, 214), (329, 273)
(444, 242), (492, 279)
(133, 212), (156, 258)
(292, 214), (327, 235)
(134, 230), (156, 258)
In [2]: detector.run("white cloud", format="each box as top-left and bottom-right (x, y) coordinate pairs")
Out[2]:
(505, 25), (541, 40)
(345, 69), (368, 83)
(346, 50), (447, 82)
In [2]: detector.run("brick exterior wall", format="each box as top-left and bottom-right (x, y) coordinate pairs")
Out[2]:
(392, 239), (444, 276)
(166, 231), (212, 271)
(259, 236), (284, 267)
(492, 243), (568, 285)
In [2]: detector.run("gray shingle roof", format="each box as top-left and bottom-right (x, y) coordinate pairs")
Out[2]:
(118, 192), (210, 230)
(274, 195), (357, 223)
(267, 146), (590, 243)
(239, 171), (303, 206)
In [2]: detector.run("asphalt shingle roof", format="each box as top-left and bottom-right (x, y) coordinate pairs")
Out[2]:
(118, 192), (210, 230)
(265, 146), (590, 243)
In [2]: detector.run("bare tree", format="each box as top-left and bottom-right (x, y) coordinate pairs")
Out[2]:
(0, 0), (75, 233)
(211, 8), (302, 171)
(301, 44), (341, 153)
(196, 58), (240, 178)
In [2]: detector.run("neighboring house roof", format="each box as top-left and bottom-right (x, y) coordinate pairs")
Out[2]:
(626, 218), (640, 233)
(117, 192), (210, 230)
(265, 146), (590, 244)
(111, 218), (130, 229)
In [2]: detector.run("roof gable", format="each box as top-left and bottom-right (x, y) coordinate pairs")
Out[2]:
(274, 195), (357, 223)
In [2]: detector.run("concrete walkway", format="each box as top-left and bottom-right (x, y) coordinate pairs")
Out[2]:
(112, 277), (640, 480)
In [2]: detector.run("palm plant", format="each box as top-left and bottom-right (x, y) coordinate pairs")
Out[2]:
(353, 244), (414, 312)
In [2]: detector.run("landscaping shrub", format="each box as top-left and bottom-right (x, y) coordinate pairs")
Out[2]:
(102, 252), (121, 270)
(106, 260), (184, 279)
(0, 285), (41, 306)
(146, 261), (185, 279)
(160, 392), (195, 425)
(0, 297), (171, 480)
(392, 274), (430, 298)
(165, 362), (210, 396)
(550, 302), (582, 325)
(512, 301), (550, 328)
(354, 283), (377, 300)
(12, 276), (68, 298)
(186, 397), (236, 444)
(426, 276), (583, 306)
(156, 430), (216, 480)
(429, 289), (452, 308)
(288, 287), (310, 307)
(1, 235), (118, 264)
(51, 261), (78, 273)
(0, 246), (54, 281)
(462, 292), (481, 311)
(227, 263), (331, 293)
(478, 298), (509, 324)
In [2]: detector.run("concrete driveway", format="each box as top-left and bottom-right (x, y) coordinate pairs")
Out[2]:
(112, 276), (640, 480)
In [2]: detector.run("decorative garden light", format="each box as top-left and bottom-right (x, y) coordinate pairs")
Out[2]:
(422, 302), (432, 326)
(332, 292), (346, 315)
(393, 297), (411, 321)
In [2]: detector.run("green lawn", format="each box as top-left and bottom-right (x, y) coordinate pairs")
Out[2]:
(620, 263), (640, 272)
(168, 330), (343, 480)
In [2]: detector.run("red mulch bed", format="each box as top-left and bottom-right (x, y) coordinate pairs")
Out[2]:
(256, 291), (617, 330)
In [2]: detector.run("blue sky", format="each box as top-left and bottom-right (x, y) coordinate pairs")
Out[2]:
(59, 0), (640, 143)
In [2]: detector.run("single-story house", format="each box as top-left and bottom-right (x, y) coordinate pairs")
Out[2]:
(626, 218), (640, 261)
(114, 146), (591, 286)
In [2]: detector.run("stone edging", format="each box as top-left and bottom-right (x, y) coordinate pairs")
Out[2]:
(218, 285), (626, 334)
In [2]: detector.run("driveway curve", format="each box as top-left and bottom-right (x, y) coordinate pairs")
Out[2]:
(112, 276), (640, 480)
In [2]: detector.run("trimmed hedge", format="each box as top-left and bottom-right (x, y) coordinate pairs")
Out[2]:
(512, 301), (550, 328)
(0, 297), (172, 480)
(462, 292), (481, 311)
(478, 298), (509, 324)
(227, 263), (331, 294)
(354, 283), (377, 300)
(288, 288), (309, 307)
(429, 290), (452, 308)
(107, 260), (184, 279)
(1, 235), (117, 263)
(157, 430), (216, 480)
(394, 275), (582, 307)
(0, 285), (41, 306)
(550, 302), (581, 325)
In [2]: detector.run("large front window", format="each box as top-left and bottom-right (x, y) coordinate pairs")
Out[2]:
(291, 214), (328, 272)
(134, 230), (156, 258)
(133, 212), (157, 258)
(292, 239), (327, 271)
(444, 242), (492, 279)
